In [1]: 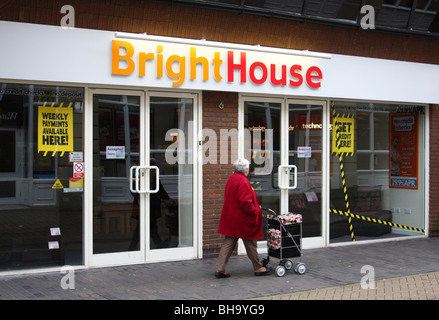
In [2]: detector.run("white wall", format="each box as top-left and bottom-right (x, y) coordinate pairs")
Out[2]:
(1, 21), (439, 105)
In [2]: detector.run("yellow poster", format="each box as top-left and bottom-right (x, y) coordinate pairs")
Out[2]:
(332, 114), (354, 156)
(38, 102), (73, 157)
(69, 177), (84, 188)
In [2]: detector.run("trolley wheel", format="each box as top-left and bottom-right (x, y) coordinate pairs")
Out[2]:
(284, 260), (293, 270)
(275, 265), (286, 277)
(294, 262), (306, 275)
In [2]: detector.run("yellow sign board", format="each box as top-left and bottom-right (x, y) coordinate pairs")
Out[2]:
(52, 179), (64, 189)
(38, 102), (73, 157)
(332, 114), (354, 156)
(69, 177), (83, 188)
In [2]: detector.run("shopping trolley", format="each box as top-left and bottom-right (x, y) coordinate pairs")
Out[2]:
(261, 208), (307, 277)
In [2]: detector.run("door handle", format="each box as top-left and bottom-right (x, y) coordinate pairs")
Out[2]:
(129, 166), (160, 194)
(130, 166), (137, 193)
(146, 166), (160, 194)
(278, 165), (297, 190)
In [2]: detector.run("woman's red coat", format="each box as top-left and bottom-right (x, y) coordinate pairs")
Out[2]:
(218, 172), (263, 240)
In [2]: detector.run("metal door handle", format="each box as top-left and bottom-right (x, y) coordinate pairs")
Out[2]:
(278, 165), (297, 190)
(130, 166), (137, 194)
(147, 166), (160, 194)
(129, 166), (160, 194)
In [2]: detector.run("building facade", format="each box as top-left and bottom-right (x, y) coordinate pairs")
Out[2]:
(0, 0), (438, 272)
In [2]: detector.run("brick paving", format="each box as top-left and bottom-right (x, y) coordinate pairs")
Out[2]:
(256, 271), (439, 300)
(0, 237), (438, 300)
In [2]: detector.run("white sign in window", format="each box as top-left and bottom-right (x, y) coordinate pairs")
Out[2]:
(297, 146), (312, 158)
(106, 146), (125, 159)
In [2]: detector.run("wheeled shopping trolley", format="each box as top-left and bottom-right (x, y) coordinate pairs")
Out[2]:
(261, 208), (306, 277)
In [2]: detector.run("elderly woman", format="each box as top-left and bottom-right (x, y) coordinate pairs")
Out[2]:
(215, 158), (272, 278)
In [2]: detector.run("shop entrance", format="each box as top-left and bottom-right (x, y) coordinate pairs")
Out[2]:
(89, 89), (198, 266)
(243, 98), (327, 249)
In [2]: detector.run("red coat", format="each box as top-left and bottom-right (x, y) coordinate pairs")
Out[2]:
(218, 172), (263, 240)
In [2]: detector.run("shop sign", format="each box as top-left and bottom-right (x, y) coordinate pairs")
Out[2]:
(332, 114), (355, 156)
(38, 102), (73, 157)
(389, 113), (419, 189)
(3, 21), (439, 104)
(69, 151), (83, 162)
(106, 146), (125, 159)
(111, 40), (323, 89)
(297, 146), (312, 158)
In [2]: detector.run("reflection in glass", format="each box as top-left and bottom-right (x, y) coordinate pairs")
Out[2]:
(288, 104), (323, 238)
(330, 101), (425, 243)
(245, 101), (281, 215)
(0, 83), (83, 271)
(92, 94), (140, 254)
(244, 101), (280, 241)
(149, 97), (194, 250)
(92, 95), (194, 254)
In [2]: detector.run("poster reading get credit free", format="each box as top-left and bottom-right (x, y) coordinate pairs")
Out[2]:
(389, 113), (419, 189)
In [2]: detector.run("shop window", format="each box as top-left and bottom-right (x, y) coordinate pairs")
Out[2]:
(244, 101), (281, 213)
(244, 101), (281, 241)
(330, 101), (425, 242)
(0, 83), (83, 271)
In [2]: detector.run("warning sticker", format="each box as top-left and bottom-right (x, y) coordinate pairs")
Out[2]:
(38, 102), (73, 157)
(69, 177), (83, 188)
(73, 162), (84, 178)
(52, 179), (64, 189)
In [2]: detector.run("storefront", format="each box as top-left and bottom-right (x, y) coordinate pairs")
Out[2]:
(0, 21), (438, 272)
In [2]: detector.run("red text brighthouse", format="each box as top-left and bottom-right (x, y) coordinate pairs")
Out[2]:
(112, 40), (323, 89)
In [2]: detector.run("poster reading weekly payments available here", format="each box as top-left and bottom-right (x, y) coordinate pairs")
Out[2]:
(38, 103), (73, 157)
(389, 112), (419, 189)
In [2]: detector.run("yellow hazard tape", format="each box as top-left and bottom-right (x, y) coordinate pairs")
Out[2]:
(332, 102), (355, 242)
(329, 208), (425, 233)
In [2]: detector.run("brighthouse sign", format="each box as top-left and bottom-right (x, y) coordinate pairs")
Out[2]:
(3, 22), (439, 104)
(111, 40), (323, 89)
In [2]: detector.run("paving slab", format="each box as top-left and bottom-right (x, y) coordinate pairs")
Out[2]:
(0, 237), (437, 301)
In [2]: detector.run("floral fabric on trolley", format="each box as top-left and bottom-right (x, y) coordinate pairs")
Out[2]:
(267, 213), (302, 250)
(267, 212), (302, 225)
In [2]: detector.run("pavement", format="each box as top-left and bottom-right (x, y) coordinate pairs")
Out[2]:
(0, 237), (438, 302)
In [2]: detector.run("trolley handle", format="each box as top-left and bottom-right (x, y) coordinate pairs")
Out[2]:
(261, 207), (279, 216)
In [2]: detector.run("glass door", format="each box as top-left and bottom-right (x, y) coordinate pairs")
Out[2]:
(285, 100), (326, 248)
(243, 98), (326, 250)
(147, 94), (196, 262)
(89, 89), (198, 266)
(244, 99), (282, 215)
(91, 90), (145, 265)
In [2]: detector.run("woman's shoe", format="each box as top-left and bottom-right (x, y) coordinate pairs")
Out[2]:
(215, 271), (231, 278)
(254, 267), (272, 276)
